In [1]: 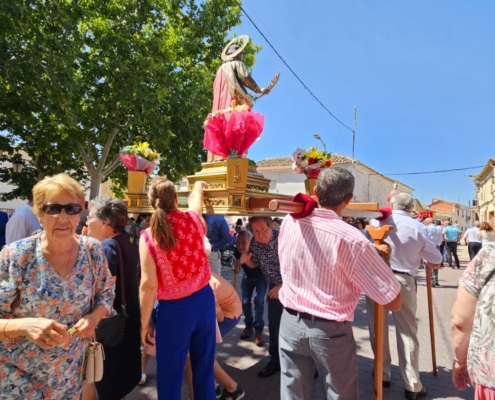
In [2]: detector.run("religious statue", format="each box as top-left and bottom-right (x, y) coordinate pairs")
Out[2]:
(205, 35), (279, 162)
(387, 183), (399, 208)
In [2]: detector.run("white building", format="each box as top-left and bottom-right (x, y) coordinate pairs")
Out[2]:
(256, 154), (414, 208)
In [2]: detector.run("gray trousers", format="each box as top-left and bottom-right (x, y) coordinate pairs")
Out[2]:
(279, 309), (358, 400)
(207, 251), (222, 276)
(366, 273), (422, 392)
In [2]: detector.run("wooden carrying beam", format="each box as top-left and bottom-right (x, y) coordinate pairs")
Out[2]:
(366, 225), (393, 400)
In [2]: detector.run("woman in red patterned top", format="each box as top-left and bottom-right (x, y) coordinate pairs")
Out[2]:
(139, 178), (216, 400)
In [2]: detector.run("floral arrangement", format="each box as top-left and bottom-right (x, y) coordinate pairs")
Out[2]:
(292, 147), (333, 178)
(204, 105), (264, 159)
(120, 141), (160, 175)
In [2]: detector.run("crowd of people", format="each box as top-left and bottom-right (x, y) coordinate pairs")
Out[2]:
(1, 168), (495, 400)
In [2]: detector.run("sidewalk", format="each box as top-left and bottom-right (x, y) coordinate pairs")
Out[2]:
(129, 245), (474, 400)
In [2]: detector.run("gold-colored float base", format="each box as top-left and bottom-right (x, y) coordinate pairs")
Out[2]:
(125, 161), (380, 216)
(179, 158), (292, 216)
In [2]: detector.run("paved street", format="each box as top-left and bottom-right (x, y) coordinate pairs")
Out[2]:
(129, 245), (475, 400)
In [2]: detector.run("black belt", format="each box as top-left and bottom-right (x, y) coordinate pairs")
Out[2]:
(285, 308), (338, 323)
(392, 270), (413, 277)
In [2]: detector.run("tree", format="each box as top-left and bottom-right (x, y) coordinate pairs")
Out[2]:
(0, 0), (258, 199)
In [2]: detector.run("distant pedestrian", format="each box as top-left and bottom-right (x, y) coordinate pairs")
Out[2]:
(5, 201), (41, 244)
(443, 221), (461, 269)
(0, 210), (8, 250)
(463, 222), (482, 260)
(424, 218), (443, 287)
(204, 215), (236, 275)
(233, 230), (267, 347)
(478, 222), (495, 248)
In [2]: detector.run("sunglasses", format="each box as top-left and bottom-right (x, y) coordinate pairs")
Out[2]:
(41, 203), (83, 215)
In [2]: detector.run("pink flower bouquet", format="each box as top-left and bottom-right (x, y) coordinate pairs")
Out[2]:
(204, 108), (264, 158)
(120, 142), (160, 176)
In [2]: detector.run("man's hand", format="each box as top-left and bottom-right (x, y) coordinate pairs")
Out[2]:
(268, 284), (282, 299)
(425, 260), (441, 270)
(232, 258), (241, 275)
(240, 253), (252, 265)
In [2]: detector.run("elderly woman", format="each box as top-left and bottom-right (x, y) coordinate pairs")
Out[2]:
(0, 174), (115, 399)
(139, 179), (216, 400)
(86, 196), (141, 400)
(87, 196), (141, 400)
(451, 242), (495, 399)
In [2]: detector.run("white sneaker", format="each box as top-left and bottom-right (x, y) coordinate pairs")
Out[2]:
(138, 373), (147, 386)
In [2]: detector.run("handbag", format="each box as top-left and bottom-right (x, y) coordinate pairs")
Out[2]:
(93, 239), (127, 347)
(83, 237), (105, 383)
(84, 341), (105, 383)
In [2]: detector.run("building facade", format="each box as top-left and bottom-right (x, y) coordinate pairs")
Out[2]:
(256, 154), (414, 208)
(471, 158), (495, 225)
(428, 198), (474, 231)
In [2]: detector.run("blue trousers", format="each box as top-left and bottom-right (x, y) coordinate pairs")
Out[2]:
(155, 285), (216, 400)
(240, 275), (267, 334)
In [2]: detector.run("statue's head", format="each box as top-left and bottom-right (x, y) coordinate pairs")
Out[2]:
(227, 44), (243, 61)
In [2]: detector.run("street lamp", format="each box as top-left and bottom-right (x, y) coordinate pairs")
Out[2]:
(11, 156), (24, 174)
(313, 134), (327, 152)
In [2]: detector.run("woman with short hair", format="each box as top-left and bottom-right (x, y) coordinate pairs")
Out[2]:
(86, 196), (141, 400)
(0, 174), (115, 399)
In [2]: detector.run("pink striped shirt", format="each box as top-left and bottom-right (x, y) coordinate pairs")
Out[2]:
(279, 209), (401, 322)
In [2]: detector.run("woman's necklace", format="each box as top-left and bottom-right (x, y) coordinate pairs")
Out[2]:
(43, 239), (74, 276)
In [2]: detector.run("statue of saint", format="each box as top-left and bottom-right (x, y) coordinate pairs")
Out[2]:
(207, 35), (275, 162)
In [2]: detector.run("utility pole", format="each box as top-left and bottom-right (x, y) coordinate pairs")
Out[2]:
(352, 106), (357, 161)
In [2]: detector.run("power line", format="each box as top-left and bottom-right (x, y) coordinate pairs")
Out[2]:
(379, 166), (484, 176)
(236, 0), (354, 133)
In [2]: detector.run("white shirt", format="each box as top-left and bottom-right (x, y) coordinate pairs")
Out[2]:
(5, 204), (41, 244)
(425, 224), (443, 246)
(463, 227), (481, 244)
(372, 210), (442, 275)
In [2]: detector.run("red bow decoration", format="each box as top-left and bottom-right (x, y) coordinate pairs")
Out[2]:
(290, 193), (318, 219)
(376, 207), (392, 221)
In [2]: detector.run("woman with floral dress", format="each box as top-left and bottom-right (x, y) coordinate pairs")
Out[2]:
(451, 242), (495, 399)
(0, 174), (115, 399)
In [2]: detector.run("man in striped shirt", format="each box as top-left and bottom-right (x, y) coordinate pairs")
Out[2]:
(278, 167), (402, 400)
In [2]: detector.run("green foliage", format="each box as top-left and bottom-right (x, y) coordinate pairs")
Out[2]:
(0, 0), (260, 199)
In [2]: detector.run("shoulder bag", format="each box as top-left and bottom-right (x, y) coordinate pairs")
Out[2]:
(93, 239), (127, 347)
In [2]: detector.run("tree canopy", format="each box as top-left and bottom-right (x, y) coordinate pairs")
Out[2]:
(0, 0), (259, 199)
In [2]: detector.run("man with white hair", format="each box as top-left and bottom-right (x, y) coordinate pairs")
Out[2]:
(424, 218), (443, 287)
(463, 221), (482, 260)
(367, 192), (442, 400)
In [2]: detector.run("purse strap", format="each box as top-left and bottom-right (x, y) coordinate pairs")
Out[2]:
(112, 239), (127, 315)
(83, 236), (97, 309)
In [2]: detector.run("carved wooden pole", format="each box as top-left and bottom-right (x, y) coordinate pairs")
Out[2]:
(366, 225), (393, 400)
(425, 267), (437, 376)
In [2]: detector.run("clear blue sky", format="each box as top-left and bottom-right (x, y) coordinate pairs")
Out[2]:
(236, 0), (494, 206)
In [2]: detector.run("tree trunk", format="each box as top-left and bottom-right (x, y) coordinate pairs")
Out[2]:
(89, 171), (103, 199)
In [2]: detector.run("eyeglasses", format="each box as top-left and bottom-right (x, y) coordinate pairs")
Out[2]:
(41, 203), (83, 215)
